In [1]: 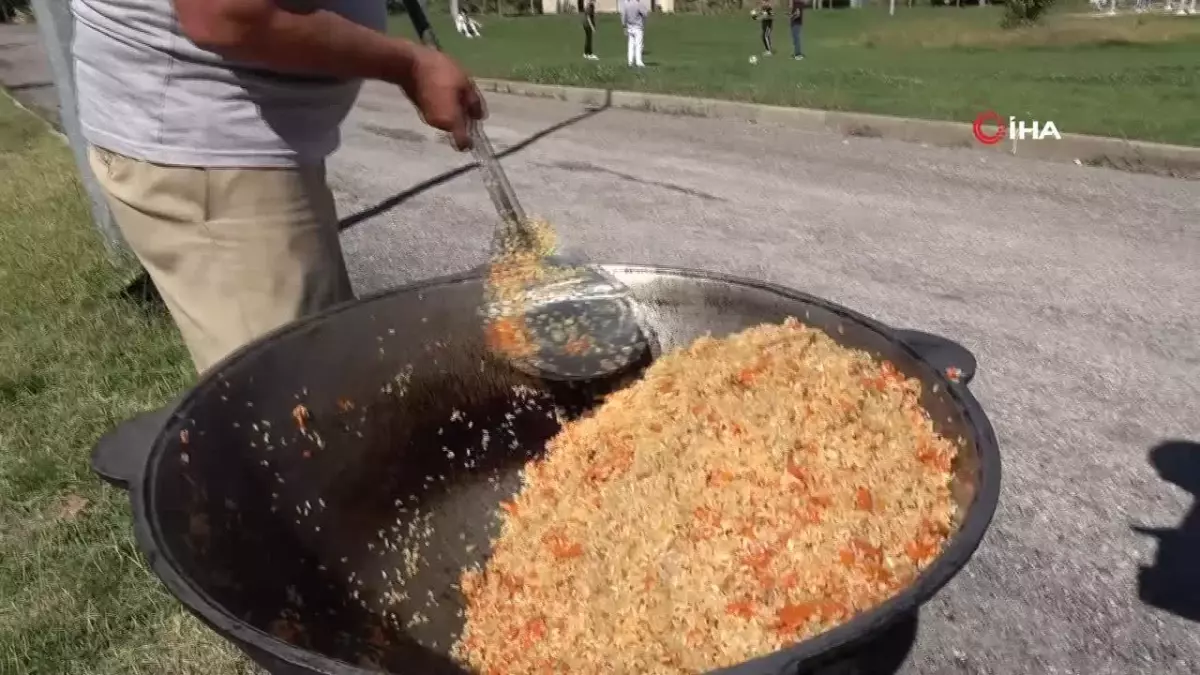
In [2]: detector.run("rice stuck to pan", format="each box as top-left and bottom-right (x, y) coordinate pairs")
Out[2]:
(454, 318), (959, 674)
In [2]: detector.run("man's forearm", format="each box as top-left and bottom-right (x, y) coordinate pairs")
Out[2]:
(174, 0), (419, 86)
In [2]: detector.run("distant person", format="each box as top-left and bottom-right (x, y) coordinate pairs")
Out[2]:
(751, 0), (774, 57)
(580, 0), (598, 60)
(455, 9), (482, 39)
(789, 0), (808, 60)
(620, 0), (647, 68)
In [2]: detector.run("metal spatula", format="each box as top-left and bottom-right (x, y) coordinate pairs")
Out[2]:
(469, 120), (648, 381)
(400, 1), (648, 381)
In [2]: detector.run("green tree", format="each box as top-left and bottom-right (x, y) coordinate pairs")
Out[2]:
(1001, 0), (1057, 27)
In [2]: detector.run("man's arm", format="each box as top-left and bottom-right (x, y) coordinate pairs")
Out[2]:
(173, 0), (484, 148)
(174, 0), (418, 86)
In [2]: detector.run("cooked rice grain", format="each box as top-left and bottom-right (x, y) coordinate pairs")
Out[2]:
(454, 319), (958, 674)
(483, 217), (569, 360)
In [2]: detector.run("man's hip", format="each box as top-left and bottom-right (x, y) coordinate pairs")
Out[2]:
(87, 145), (354, 374)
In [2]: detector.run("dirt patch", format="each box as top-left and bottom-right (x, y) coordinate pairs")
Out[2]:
(1081, 154), (1200, 180)
(845, 124), (884, 138)
(858, 14), (1200, 50)
(55, 494), (90, 522)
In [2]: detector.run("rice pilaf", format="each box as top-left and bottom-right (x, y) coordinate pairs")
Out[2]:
(483, 218), (562, 359)
(455, 319), (959, 674)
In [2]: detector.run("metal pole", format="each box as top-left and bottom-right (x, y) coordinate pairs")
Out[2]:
(29, 0), (129, 261)
(402, 0), (442, 48)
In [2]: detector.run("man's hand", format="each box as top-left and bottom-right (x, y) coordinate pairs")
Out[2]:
(399, 46), (486, 151)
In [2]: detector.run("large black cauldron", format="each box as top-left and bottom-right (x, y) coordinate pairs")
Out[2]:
(93, 265), (1001, 675)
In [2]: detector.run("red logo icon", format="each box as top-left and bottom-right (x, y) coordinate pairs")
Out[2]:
(972, 111), (1006, 145)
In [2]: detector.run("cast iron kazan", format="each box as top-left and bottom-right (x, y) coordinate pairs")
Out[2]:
(93, 265), (1001, 675)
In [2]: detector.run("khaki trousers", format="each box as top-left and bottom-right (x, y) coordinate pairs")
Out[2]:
(88, 146), (355, 375)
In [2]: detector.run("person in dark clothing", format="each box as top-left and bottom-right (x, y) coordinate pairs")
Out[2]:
(789, 0), (807, 60)
(580, 0), (598, 60)
(752, 0), (774, 56)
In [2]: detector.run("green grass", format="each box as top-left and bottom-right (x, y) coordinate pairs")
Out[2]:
(0, 96), (257, 674)
(392, 6), (1200, 146)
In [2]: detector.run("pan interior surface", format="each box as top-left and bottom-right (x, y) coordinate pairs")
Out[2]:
(147, 268), (986, 673)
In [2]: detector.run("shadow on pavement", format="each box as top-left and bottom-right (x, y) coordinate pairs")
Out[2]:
(337, 91), (613, 232)
(6, 80), (51, 91)
(1134, 440), (1200, 623)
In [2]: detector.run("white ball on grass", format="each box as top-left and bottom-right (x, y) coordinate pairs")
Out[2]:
(749, 55), (759, 65)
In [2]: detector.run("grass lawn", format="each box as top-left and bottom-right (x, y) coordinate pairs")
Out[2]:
(0, 95), (256, 674)
(391, 5), (1200, 146)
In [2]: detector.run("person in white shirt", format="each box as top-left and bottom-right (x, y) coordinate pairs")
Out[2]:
(620, 0), (647, 68)
(455, 10), (482, 38)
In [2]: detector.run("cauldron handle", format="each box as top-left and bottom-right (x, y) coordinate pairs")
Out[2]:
(892, 329), (978, 386)
(91, 397), (182, 490)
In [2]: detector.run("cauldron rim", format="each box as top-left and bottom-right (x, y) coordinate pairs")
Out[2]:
(128, 263), (1002, 675)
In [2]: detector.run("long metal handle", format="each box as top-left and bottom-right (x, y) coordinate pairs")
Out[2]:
(469, 121), (528, 227)
(402, 0), (530, 237)
(402, 0), (441, 48)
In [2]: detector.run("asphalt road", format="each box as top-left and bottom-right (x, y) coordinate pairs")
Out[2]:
(333, 82), (1200, 675)
(0, 24), (61, 127)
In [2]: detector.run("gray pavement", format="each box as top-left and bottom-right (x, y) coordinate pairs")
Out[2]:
(0, 23), (60, 127)
(336, 81), (1200, 675)
(4, 21), (1200, 675)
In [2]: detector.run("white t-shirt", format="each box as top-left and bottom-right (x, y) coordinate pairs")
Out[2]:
(621, 0), (647, 29)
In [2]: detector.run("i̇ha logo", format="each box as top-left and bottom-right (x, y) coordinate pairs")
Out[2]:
(972, 111), (1062, 145)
